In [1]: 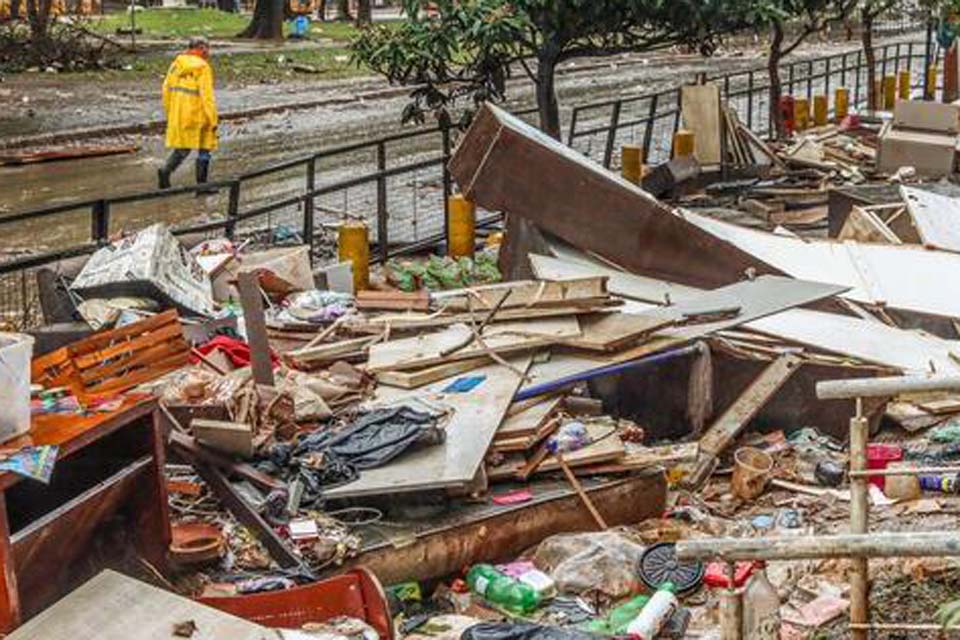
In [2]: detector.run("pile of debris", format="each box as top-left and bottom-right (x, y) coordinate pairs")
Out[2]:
(12, 94), (960, 640)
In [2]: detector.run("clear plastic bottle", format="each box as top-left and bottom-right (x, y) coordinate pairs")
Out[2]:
(741, 562), (780, 639)
(585, 594), (650, 635)
(466, 564), (540, 614)
(626, 582), (678, 639)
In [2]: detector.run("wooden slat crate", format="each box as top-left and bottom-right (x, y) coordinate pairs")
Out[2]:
(31, 310), (190, 400)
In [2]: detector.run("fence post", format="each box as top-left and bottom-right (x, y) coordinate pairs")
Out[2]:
(641, 93), (659, 164)
(747, 71), (755, 130)
(303, 157), (316, 254)
(91, 200), (110, 247)
(806, 59), (814, 99)
(825, 56), (832, 98)
(566, 108), (580, 146)
(855, 49), (863, 107)
(441, 124), (454, 257)
(376, 141), (388, 264)
(842, 51), (848, 88)
(226, 180), (240, 240)
(602, 100), (622, 169)
(672, 89), (681, 139)
(788, 63), (795, 96)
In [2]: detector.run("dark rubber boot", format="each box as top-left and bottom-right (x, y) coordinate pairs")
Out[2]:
(194, 158), (218, 196)
(157, 168), (171, 190)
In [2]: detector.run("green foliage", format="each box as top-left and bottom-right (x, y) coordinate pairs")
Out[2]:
(938, 598), (960, 628)
(350, 0), (750, 126)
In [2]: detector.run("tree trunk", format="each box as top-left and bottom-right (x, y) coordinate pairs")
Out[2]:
(354, 0), (370, 25)
(535, 52), (561, 140)
(26, 0), (52, 39)
(768, 22), (786, 141)
(335, 0), (351, 21)
(238, 0), (283, 39)
(863, 9), (877, 110)
(316, 0), (326, 20)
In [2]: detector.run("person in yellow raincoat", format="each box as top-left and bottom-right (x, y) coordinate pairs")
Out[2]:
(159, 36), (218, 189)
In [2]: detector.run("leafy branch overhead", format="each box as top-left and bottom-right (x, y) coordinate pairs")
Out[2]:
(350, 0), (750, 134)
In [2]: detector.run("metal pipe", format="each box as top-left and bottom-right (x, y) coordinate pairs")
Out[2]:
(676, 532), (960, 562)
(513, 343), (701, 402)
(817, 375), (960, 399)
(849, 466), (960, 477)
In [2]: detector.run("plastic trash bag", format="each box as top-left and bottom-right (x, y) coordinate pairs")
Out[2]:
(532, 530), (646, 598)
(461, 622), (595, 640)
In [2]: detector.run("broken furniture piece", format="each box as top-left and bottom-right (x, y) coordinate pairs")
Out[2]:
(0, 395), (170, 631)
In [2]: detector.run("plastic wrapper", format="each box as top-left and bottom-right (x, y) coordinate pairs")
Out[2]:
(532, 530), (646, 598)
(282, 290), (354, 323)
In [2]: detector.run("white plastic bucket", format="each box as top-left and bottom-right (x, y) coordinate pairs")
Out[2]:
(0, 333), (34, 443)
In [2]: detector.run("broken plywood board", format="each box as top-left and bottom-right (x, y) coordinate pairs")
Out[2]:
(681, 84), (723, 165)
(561, 311), (676, 352)
(681, 209), (960, 321)
(324, 356), (533, 499)
(434, 277), (610, 311)
(837, 206), (902, 245)
(351, 304), (615, 333)
(377, 356), (491, 389)
(449, 103), (763, 290)
(7, 570), (269, 640)
(366, 317), (580, 372)
(901, 186), (960, 253)
(537, 421), (626, 472)
(578, 441), (700, 474)
(533, 248), (960, 374)
(496, 396), (564, 440)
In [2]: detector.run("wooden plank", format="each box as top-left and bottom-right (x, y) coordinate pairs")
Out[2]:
(349, 304), (615, 333)
(537, 421), (625, 472)
(434, 277), (609, 311)
(6, 570), (268, 640)
(560, 311), (675, 352)
(366, 317), (579, 373)
(73, 323), (185, 370)
(236, 271), (275, 387)
(686, 353), (802, 488)
(356, 290), (430, 312)
(495, 396), (564, 440)
(837, 205), (902, 244)
(681, 84), (723, 165)
(577, 441), (700, 474)
(286, 336), (379, 362)
(324, 357), (533, 499)
(192, 419), (254, 459)
(376, 357), (491, 389)
(901, 186), (960, 253)
(192, 462), (302, 570)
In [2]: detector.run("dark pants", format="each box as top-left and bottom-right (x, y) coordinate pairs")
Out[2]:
(164, 148), (212, 173)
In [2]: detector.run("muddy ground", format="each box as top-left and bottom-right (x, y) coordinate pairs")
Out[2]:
(0, 30), (921, 256)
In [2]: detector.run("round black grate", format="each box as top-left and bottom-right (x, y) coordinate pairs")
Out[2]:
(637, 542), (705, 595)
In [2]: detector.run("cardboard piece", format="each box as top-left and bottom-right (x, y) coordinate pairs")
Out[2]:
(71, 223), (214, 316)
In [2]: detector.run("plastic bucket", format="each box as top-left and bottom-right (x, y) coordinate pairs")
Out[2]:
(867, 443), (903, 490)
(732, 447), (774, 501)
(0, 333), (34, 443)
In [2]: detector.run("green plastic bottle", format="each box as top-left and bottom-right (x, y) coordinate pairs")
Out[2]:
(466, 564), (541, 614)
(585, 594), (651, 635)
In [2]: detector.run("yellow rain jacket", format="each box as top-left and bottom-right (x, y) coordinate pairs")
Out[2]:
(162, 52), (218, 151)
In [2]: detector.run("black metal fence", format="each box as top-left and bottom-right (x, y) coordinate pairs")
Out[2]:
(566, 40), (932, 168)
(0, 39), (933, 329)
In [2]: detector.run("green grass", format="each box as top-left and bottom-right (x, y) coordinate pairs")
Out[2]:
(88, 7), (373, 41)
(67, 46), (367, 83)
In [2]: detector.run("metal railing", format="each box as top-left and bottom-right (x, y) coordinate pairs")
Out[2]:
(0, 39), (932, 329)
(566, 40), (932, 168)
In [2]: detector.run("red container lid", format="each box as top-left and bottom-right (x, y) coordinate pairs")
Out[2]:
(867, 443), (903, 462)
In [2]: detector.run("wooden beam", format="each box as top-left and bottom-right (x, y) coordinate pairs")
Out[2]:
(237, 271), (275, 387)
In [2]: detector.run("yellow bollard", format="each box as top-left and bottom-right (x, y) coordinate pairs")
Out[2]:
(898, 69), (911, 100)
(673, 130), (695, 158)
(337, 221), (370, 292)
(813, 95), (828, 126)
(835, 87), (849, 122)
(794, 98), (810, 131)
(927, 64), (939, 100)
(447, 194), (476, 259)
(621, 144), (643, 185)
(883, 74), (897, 110)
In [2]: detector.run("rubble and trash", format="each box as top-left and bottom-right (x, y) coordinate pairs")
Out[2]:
(12, 81), (960, 640)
